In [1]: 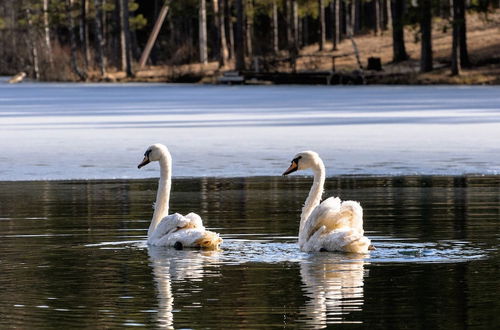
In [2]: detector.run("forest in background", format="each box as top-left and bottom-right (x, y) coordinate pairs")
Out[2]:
(0, 0), (498, 83)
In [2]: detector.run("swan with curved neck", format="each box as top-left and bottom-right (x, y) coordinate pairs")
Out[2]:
(138, 144), (222, 250)
(283, 151), (372, 253)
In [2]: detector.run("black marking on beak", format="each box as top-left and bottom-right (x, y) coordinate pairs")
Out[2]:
(283, 156), (301, 176)
(138, 149), (152, 169)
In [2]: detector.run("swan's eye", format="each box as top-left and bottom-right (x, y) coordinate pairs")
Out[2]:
(292, 156), (302, 164)
(144, 149), (152, 158)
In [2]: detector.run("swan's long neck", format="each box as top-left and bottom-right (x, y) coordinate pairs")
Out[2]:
(148, 153), (172, 238)
(300, 160), (325, 232)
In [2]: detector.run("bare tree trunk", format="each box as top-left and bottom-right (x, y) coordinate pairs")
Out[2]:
(213, 0), (229, 67)
(391, 0), (408, 62)
(318, 0), (325, 50)
(272, 0), (279, 54)
(456, 0), (469, 67)
(224, 0), (234, 60)
(330, 0), (337, 50)
(199, 0), (208, 64)
(385, 0), (393, 29)
(118, 0), (133, 76)
(42, 0), (53, 66)
(420, 0), (433, 72)
(288, 0), (298, 71)
(285, 0), (291, 49)
(93, 0), (106, 76)
(26, 8), (40, 80)
(80, 0), (90, 70)
(139, 0), (170, 69)
(351, 0), (360, 34)
(374, 0), (381, 35)
(293, 0), (299, 46)
(337, 0), (343, 43)
(301, 16), (306, 46)
(451, 0), (469, 74)
(66, 0), (87, 80)
(245, 0), (253, 59)
(235, 0), (245, 70)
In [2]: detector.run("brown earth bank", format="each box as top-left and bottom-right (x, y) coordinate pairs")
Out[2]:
(81, 10), (500, 85)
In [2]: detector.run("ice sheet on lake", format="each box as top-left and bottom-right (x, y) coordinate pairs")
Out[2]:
(0, 83), (499, 180)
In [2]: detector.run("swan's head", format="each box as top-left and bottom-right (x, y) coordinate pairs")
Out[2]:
(283, 151), (321, 175)
(138, 144), (169, 169)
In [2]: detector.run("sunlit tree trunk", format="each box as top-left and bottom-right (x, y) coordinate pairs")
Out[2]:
(224, 0), (234, 60)
(391, 0), (408, 62)
(293, 0), (299, 47)
(385, 0), (392, 29)
(374, 0), (381, 35)
(318, 0), (325, 50)
(272, 0), (279, 54)
(420, 0), (433, 72)
(245, 0), (253, 59)
(199, 0), (208, 64)
(25, 7), (40, 80)
(118, 0), (132, 76)
(42, 0), (53, 66)
(213, 0), (229, 67)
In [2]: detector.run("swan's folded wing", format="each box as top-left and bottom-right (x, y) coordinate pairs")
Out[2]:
(155, 227), (206, 247)
(304, 198), (365, 242)
(339, 200), (364, 233)
(150, 213), (190, 241)
(302, 197), (342, 240)
(322, 228), (371, 253)
(184, 212), (205, 229)
(155, 228), (222, 250)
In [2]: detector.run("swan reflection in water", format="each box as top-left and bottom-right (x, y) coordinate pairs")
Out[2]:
(300, 253), (367, 327)
(147, 246), (220, 329)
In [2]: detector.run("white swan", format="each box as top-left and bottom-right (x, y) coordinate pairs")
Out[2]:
(138, 144), (222, 250)
(283, 151), (372, 253)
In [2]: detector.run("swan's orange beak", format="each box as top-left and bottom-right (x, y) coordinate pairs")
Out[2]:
(138, 156), (150, 169)
(283, 160), (298, 176)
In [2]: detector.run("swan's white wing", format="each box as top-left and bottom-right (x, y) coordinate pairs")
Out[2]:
(302, 226), (371, 253)
(304, 198), (364, 240)
(184, 212), (205, 229)
(339, 200), (364, 233)
(154, 227), (207, 247)
(149, 213), (190, 243)
(301, 197), (341, 243)
(149, 213), (222, 249)
(301, 198), (369, 253)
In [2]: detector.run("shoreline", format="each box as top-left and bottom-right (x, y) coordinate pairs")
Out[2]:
(1, 173), (497, 183)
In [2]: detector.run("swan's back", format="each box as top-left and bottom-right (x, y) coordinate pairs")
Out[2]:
(149, 213), (222, 250)
(301, 197), (370, 253)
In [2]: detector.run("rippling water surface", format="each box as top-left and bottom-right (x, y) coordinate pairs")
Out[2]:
(1, 176), (498, 328)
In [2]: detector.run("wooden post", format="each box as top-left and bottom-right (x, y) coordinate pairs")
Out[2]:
(139, 1), (171, 70)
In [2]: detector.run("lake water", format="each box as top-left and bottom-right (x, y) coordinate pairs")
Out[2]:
(0, 83), (499, 328)
(0, 176), (498, 328)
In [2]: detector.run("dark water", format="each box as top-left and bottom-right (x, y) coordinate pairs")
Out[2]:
(0, 176), (498, 329)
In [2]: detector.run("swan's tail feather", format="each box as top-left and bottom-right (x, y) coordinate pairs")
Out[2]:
(195, 230), (223, 250)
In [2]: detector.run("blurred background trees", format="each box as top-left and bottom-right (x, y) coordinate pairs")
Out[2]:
(0, 0), (497, 81)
